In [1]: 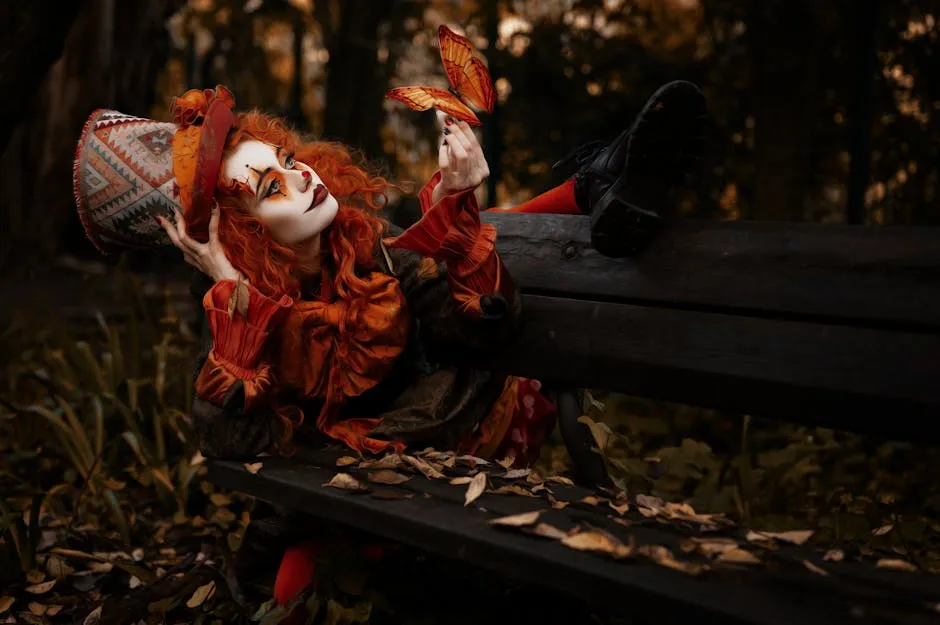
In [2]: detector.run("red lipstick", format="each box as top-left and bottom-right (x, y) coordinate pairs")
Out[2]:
(305, 184), (329, 212)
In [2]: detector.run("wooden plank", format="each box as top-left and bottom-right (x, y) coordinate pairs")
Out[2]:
(206, 450), (940, 625)
(454, 295), (940, 442)
(485, 213), (940, 332)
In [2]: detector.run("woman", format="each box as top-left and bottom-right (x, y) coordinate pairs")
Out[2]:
(74, 82), (705, 468)
(74, 81), (704, 617)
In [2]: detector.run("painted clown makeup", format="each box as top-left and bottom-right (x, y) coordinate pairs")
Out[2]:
(221, 140), (339, 246)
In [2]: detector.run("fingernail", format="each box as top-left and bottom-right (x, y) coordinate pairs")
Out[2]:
(443, 127), (451, 135)
(153, 216), (162, 226)
(445, 117), (454, 126)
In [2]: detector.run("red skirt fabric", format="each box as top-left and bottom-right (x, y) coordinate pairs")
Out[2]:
(493, 377), (558, 468)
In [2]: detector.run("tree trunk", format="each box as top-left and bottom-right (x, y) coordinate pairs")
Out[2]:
(0, 0), (184, 273)
(747, 0), (819, 222)
(321, 0), (394, 158)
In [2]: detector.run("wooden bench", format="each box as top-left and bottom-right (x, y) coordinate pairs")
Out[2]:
(208, 213), (940, 624)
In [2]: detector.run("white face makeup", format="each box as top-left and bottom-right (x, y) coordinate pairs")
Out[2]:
(221, 140), (339, 247)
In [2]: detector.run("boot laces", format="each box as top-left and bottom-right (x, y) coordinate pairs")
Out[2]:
(551, 139), (607, 170)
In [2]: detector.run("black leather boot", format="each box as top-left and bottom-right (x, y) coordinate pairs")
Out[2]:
(560, 81), (707, 258)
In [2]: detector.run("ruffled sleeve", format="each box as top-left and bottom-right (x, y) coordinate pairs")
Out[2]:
(194, 279), (293, 411)
(385, 173), (515, 317)
(417, 170), (442, 215)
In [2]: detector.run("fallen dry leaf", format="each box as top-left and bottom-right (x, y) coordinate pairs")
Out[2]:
(563, 530), (634, 560)
(640, 545), (706, 575)
(46, 556), (74, 579)
(324, 473), (364, 491)
(502, 468), (530, 480)
(608, 502), (629, 515)
(336, 456), (358, 467)
(450, 477), (473, 485)
(83, 605), (102, 625)
(0, 598), (12, 614)
(717, 548), (761, 565)
(190, 451), (206, 466)
(227, 274), (251, 318)
(872, 524), (894, 537)
(660, 502), (728, 527)
(29, 603), (46, 616)
(25, 570), (44, 584)
(209, 493), (231, 507)
(359, 455), (403, 471)
(368, 470), (410, 485)
(465, 472), (487, 506)
(45, 606), (63, 617)
(745, 530), (815, 545)
(635, 494), (664, 516)
(745, 530), (814, 546)
(527, 472), (544, 485)
(803, 560), (829, 576)
(495, 456), (516, 470)
(456, 455), (490, 468)
(529, 523), (568, 540)
(688, 537), (739, 557)
(547, 475), (574, 486)
(129, 576), (142, 589)
(24, 581), (56, 595)
(552, 500), (569, 510)
(488, 510), (542, 527)
(612, 517), (631, 528)
(186, 581), (216, 608)
(244, 462), (263, 475)
(876, 558), (917, 572)
(403, 455), (446, 480)
(489, 485), (536, 497)
(823, 549), (844, 562)
(581, 496), (602, 506)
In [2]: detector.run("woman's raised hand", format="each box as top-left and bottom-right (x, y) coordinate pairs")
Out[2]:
(432, 117), (490, 204)
(157, 206), (243, 283)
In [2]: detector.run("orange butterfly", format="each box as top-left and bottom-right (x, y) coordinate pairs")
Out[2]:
(386, 25), (496, 126)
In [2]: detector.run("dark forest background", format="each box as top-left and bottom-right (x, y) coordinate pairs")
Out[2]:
(1, 4), (940, 619)
(1, 0), (938, 276)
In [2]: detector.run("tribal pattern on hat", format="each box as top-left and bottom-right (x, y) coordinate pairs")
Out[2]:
(73, 109), (182, 254)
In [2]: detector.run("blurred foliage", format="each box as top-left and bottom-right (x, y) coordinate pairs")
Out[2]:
(0, 269), (258, 622)
(152, 0), (939, 225)
(3, 0), (939, 270)
(539, 391), (940, 574)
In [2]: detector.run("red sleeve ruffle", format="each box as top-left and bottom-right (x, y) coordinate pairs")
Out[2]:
(194, 279), (293, 410)
(385, 173), (513, 316)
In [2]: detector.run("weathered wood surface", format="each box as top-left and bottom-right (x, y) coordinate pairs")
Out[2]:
(485, 213), (940, 332)
(456, 295), (940, 441)
(208, 448), (940, 625)
(468, 214), (940, 441)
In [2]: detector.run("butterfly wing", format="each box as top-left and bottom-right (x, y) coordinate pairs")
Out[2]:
(386, 86), (481, 126)
(439, 25), (496, 113)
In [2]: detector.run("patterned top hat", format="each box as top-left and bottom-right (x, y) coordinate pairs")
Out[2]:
(73, 86), (237, 254)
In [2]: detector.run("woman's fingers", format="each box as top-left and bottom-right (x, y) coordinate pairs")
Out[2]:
(209, 204), (219, 246)
(158, 215), (183, 249)
(443, 133), (468, 164)
(448, 120), (474, 153)
(438, 136), (451, 171)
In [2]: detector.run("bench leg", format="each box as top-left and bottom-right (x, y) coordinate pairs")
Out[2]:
(547, 387), (611, 489)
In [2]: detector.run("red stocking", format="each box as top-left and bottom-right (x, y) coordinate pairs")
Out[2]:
(485, 178), (580, 215)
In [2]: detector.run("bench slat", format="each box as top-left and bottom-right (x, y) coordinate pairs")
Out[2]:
(486, 214), (940, 333)
(207, 451), (939, 625)
(455, 294), (940, 441)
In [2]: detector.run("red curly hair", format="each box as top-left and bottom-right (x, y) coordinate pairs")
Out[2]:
(185, 111), (396, 302)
